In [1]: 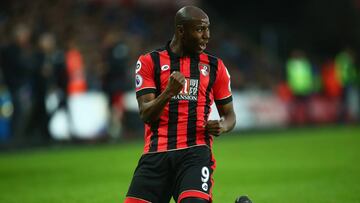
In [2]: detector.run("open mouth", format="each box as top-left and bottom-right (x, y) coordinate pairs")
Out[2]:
(199, 43), (207, 50)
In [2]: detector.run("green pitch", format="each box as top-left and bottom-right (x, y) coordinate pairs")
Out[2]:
(0, 125), (359, 203)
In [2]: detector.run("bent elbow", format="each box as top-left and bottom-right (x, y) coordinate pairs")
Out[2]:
(139, 111), (154, 124)
(230, 119), (236, 131)
(139, 111), (149, 124)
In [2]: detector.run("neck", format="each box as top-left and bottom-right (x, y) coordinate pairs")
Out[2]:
(169, 37), (184, 56)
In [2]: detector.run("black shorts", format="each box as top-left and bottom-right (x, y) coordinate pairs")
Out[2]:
(126, 145), (216, 203)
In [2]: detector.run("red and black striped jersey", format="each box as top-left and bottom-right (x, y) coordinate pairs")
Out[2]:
(135, 43), (233, 154)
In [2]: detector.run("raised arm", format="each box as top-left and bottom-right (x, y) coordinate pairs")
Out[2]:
(137, 71), (185, 124)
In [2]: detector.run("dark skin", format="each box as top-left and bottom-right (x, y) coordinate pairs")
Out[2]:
(137, 6), (236, 137)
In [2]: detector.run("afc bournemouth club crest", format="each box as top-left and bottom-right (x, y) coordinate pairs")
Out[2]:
(199, 63), (209, 76)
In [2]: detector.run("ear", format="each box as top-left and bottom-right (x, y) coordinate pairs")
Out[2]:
(176, 25), (184, 36)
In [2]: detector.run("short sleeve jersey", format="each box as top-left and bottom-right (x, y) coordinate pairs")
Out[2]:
(135, 43), (232, 153)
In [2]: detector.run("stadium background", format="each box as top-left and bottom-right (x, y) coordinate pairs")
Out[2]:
(0, 0), (359, 202)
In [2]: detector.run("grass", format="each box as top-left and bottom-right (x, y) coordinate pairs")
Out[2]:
(0, 125), (359, 203)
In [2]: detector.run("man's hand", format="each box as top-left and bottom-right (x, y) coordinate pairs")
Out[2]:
(165, 71), (185, 97)
(137, 71), (186, 124)
(204, 118), (225, 137)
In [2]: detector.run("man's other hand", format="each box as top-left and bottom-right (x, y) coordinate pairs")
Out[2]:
(204, 119), (225, 136)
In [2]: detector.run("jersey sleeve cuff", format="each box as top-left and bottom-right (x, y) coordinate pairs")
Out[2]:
(136, 88), (157, 98)
(215, 95), (233, 105)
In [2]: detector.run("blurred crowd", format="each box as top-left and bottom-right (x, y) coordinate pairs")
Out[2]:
(0, 0), (359, 147)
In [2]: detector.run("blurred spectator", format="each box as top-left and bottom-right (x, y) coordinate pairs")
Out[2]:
(0, 73), (13, 141)
(321, 59), (342, 99)
(65, 38), (87, 96)
(0, 23), (43, 143)
(35, 32), (66, 141)
(101, 30), (131, 139)
(334, 48), (358, 121)
(286, 49), (314, 96)
(38, 33), (66, 94)
(276, 81), (293, 103)
(309, 59), (342, 124)
(286, 49), (314, 125)
(335, 48), (357, 87)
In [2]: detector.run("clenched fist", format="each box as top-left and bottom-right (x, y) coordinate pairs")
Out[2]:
(204, 119), (225, 136)
(165, 71), (185, 96)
